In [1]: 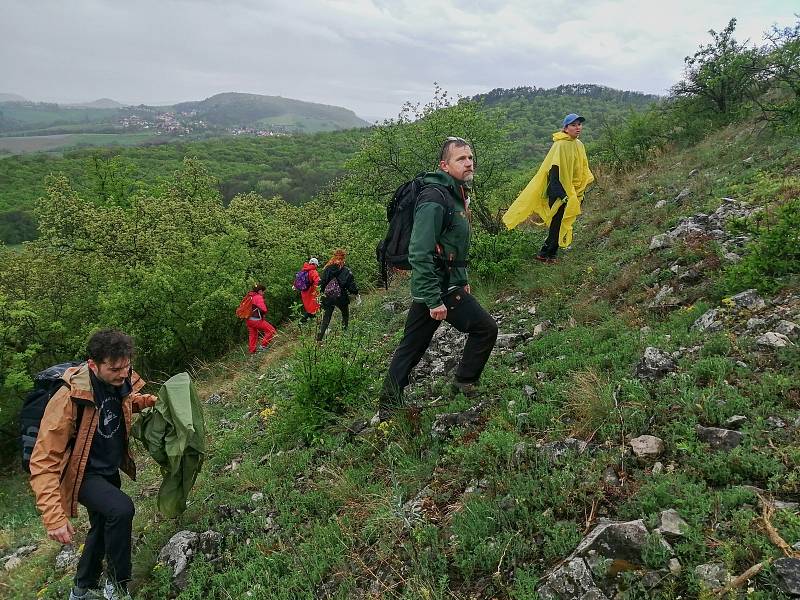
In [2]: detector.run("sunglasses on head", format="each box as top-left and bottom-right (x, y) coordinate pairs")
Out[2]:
(439, 136), (469, 161)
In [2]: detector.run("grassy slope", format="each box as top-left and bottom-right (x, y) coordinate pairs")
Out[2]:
(1, 122), (798, 599)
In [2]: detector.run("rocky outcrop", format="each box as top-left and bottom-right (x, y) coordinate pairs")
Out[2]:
(635, 347), (677, 380)
(158, 530), (222, 591)
(536, 519), (673, 599)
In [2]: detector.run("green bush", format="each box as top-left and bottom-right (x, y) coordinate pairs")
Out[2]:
(719, 198), (800, 294)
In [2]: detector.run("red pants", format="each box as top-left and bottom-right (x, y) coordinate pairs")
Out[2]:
(246, 319), (276, 353)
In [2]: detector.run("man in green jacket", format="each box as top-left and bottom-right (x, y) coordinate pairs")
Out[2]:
(380, 137), (498, 413)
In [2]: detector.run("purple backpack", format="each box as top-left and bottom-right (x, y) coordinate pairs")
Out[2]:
(293, 270), (311, 291)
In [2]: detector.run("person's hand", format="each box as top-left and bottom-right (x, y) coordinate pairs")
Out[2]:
(429, 304), (447, 320)
(464, 284), (471, 294)
(48, 521), (75, 544)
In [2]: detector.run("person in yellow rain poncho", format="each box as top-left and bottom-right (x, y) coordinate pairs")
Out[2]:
(503, 113), (594, 262)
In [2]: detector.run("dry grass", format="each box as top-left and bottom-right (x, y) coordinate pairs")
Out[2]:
(565, 369), (614, 438)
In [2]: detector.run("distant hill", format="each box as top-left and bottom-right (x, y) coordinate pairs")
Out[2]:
(0, 93), (28, 103)
(173, 92), (370, 132)
(0, 92), (369, 136)
(62, 98), (125, 109)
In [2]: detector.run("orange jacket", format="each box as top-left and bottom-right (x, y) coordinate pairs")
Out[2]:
(28, 364), (157, 531)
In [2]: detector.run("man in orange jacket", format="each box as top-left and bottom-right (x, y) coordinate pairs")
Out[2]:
(29, 329), (157, 600)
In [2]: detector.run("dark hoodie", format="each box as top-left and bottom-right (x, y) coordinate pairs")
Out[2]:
(320, 264), (358, 307)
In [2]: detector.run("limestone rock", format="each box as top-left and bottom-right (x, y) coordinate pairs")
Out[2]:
(536, 557), (605, 600)
(496, 333), (524, 348)
(158, 530), (221, 591)
(540, 438), (589, 464)
(636, 347), (677, 380)
(775, 320), (800, 340)
(533, 320), (553, 336)
(431, 402), (486, 439)
(724, 415), (747, 429)
(1, 545), (37, 572)
(54, 544), (80, 570)
(774, 558), (800, 597)
(696, 425), (743, 451)
(649, 234), (673, 251)
(630, 435), (665, 458)
(695, 562), (730, 589)
(657, 509), (688, 539)
(756, 332), (793, 348)
(694, 309), (723, 332)
(729, 289), (766, 311)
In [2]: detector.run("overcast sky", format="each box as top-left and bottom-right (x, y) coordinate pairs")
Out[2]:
(1, 0), (797, 120)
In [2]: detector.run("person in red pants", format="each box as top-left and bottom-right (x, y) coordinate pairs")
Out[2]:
(245, 284), (276, 353)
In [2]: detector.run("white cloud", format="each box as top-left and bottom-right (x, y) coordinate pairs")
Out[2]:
(0, 0), (797, 118)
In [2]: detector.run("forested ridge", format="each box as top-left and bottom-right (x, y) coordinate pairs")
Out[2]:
(1, 16), (799, 599)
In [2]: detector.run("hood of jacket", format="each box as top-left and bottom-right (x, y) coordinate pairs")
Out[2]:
(421, 170), (467, 200)
(552, 131), (573, 142)
(302, 262), (318, 272)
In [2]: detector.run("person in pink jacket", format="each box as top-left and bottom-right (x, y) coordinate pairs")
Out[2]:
(246, 284), (276, 353)
(300, 257), (321, 323)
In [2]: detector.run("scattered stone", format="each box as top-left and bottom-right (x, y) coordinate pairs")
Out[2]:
(694, 309), (723, 332)
(513, 442), (528, 466)
(657, 509), (688, 539)
(742, 156), (754, 164)
(603, 466), (620, 486)
(695, 562), (730, 590)
(251, 492), (264, 503)
(348, 418), (370, 435)
(159, 530), (223, 588)
(724, 415), (747, 429)
(533, 320), (553, 336)
(774, 501), (799, 512)
(430, 402), (486, 439)
(649, 233), (673, 251)
(723, 252), (742, 263)
(540, 438), (589, 464)
(674, 188), (691, 202)
(1, 545), (37, 571)
(527, 305), (537, 315)
(523, 385), (536, 398)
(630, 435), (665, 458)
(496, 333), (524, 348)
(746, 317), (767, 330)
(652, 461), (664, 475)
(206, 393), (222, 404)
(729, 289), (766, 311)
(775, 320), (800, 339)
(537, 557), (602, 600)
(668, 558), (682, 575)
(650, 286), (677, 308)
(54, 544), (79, 570)
(774, 558), (800, 597)
(688, 169), (699, 177)
(696, 426), (743, 451)
(655, 200), (667, 209)
(516, 412), (530, 428)
(636, 347), (677, 380)
(767, 416), (787, 429)
(756, 332), (793, 348)
(402, 486), (433, 526)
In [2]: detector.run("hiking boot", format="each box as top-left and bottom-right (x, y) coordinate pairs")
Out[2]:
(451, 381), (479, 398)
(69, 588), (103, 600)
(103, 581), (131, 600)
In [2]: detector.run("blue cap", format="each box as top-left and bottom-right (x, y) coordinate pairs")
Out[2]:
(562, 113), (586, 128)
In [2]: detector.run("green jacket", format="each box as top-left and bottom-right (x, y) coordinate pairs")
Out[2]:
(131, 372), (205, 518)
(409, 170), (471, 308)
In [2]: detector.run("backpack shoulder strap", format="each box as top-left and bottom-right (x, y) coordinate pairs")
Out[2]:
(418, 184), (455, 234)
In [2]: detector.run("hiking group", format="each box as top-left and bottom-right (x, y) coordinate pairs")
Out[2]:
(24, 114), (592, 599)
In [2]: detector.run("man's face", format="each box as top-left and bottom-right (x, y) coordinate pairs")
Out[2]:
(89, 357), (132, 387)
(564, 121), (583, 139)
(440, 144), (474, 184)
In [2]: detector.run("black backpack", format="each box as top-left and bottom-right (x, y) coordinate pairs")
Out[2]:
(376, 174), (455, 287)
(19, 361), (83, 473)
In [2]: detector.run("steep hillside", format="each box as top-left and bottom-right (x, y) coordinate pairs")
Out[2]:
(1, 118), (797, 599)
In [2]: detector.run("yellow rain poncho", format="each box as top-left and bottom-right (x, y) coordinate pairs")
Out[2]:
(503, 131), (594, 247)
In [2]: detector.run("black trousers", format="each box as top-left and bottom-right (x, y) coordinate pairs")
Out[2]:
(74, 471), (134, 590)
(381, 289), (498, 405)
(539, 200), (566, 258)
(317, 302), (349, 340)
